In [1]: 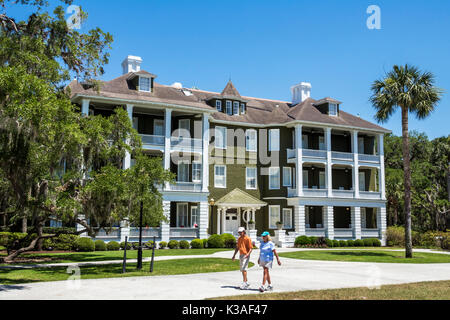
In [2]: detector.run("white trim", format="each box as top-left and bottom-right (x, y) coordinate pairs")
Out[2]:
(283, 167), (292, 187)
(233, 101), (240, 116)
(214, 126), (227, 149)
(216, 100), (222, 111)
(245, 129), (257, 152)
(226, 100), (232, 116)
(139, 76), (151, 92)
(176, 203), (189, 228)
(269, 205), (281, 229)
(246, 167), (257, 190)
(269, 167), (281, 190)
(283, 208), (293, 229)
(191, 206), (199, 227)
(192, 161), (202, 183)
(214, 165), (227, 188)
(269, 129), (280, 152)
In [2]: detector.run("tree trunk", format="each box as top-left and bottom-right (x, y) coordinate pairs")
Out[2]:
(21, 217), (27, 233)
(36, 221), (44, 251)
(401, 106), (413, 258)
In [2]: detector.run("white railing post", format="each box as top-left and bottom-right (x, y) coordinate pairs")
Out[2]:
(351, 207), (362, 239)
(164, 109), (172, 191)
(295, 125), (303, 197)
(377, 205), (387, 246)
(202, 114), (210, 193)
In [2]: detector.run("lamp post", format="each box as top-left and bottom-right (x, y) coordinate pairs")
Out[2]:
(209, 198), (215, 234)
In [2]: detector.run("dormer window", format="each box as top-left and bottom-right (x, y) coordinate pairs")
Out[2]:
(233, 102), (240, 115)
(139, 77), (151, 92)
(240, 103), (246, 115)
(226, 101), (232, 115)
(216, 100), (222, 111)
(329, 103), (338, 116)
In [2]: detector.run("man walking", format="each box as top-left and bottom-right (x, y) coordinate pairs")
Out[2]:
(232, 227), (253, 290)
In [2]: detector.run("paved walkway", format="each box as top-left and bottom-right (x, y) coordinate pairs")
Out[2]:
(1, 249), (449, 300)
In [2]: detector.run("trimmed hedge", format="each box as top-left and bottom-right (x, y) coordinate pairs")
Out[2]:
(354, 239), (364, 247)
(346, 240), (355, 247)
(190, 239), (204, 249)
(145, 241), (155, 249)
(221, 233), (237, 248)
(107, 241), (120, 251)
(332, 240), (340, 247)
(94, 240), (106, 251)
(294, 236), (310, 247)
(339, 240), (347, 247)
(168, 240), (179, 249)
(325, 239), (334, 248)
(120, 241), (132, 250)
(179, 240), (190, 249)
(43, 234), (79, 251)
(159, 241), (167, 249)
(207, 234), (225, 248)
(74, 237), (95, 252)
(363, 238), (374, 247)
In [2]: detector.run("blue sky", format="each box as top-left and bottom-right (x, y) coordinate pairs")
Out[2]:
(9, 0), (450, 138)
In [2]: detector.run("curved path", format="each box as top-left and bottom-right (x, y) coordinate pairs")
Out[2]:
(0, 248), (449, 300)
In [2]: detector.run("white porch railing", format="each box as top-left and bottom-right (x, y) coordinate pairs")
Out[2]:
(334, 229), (353, 238)
(129, 227), (160, 238)
(305, 228), (327, 237)
(331, 151), (354, 161)
(303, 188), (328, 197)
(170, 228), (199, 238)
(362, 229), (381, 238)
(287, 149), (296, 160)
(359, 191), (382, 199)
(140, 134), (165, 146)
(171, 137), (203, 152)
(287, 188), (297, 198)
(96, 228), (120, 238)
(358, 154), (380, 163)
(303, 149), (327, 159)
(170, 182), (202, 192)
(332, 190), (355, 198)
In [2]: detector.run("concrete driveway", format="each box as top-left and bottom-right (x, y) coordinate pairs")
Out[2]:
(1, 249), (449, 300)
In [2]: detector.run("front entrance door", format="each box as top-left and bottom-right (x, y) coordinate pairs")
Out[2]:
(225, 209), (239, 234)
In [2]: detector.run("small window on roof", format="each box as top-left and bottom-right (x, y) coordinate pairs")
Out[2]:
(329, 103), (338, 116)
(240, 103), (246, 114)
(216, 100), (222, 111)
(233, 102), (239, 115)
(139, 77), (151, 92)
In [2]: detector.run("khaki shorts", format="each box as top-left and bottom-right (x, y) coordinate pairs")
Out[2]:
(259, 260), (273, 269)
(239, 254), (250, 272)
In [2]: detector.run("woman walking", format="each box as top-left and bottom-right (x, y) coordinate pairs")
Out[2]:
(258, 231), (281, 292)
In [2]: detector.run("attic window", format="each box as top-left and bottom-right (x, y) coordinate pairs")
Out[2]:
(182, 89), (193, 96)
(329, 103), (338, 116)
(139, 77), (151, 92)
(233, 102), (239, 115)
(240, 103), (246, 115)
(216, 100), (222, 111)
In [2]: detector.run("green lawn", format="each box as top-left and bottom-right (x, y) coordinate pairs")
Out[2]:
(213, 281), (450, 300)
(278, 250), (450, 263)
(0, 248), (232, 265)
(0, 258), (250, 285)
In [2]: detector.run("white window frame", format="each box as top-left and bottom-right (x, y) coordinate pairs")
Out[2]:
(245, 129), (257, 152)
(329, 103), (338, 116)
(192, 162), (202, 183)
(283, 208), (293, 229)
(240, 103), (246, 114)
(269, 129), (280, 152)
(215, 126), (227, 149)
(214, 165), (226, 188)
(269, 205), (281, 229)
(269, 167), (280, 190)
(216, 100), (222, 111)
(139, 76), (151, 92)
(191, 206), (199, 228)
(283, 167), (292, 187)
(233, 101), (240, 115)
(176, 203), (189, 228)
(177, 161), (190, 182)
(226, 101), (232, 115)
(246, 167), (257, 190)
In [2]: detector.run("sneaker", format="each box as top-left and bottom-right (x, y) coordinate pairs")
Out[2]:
(267, 285), (273, 291)
(240, 282), (250, 290)
(259, 285), (266, 293)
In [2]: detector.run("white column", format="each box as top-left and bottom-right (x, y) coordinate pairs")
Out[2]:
(377, 205), (387, 246)
(160, 201), (171, 242)
(81, 99), (90, 116)
(120, 218), (130, 242)
(294, 205), (306, 236)
(221, 208), (226, 234)
(378, 134), (386, 200)
(324, 206), (334, 240)
(198, 201), (209, 239)
(164, 109), (172, 190)
(202, 114), (210, 193)
(352, 130), (360, 198)
(326, 128), (333, 197)
(123, 104), (134, 170)
(295, 125), (303, 197)
(351, 207), (362, 240)
(216, 208), (221, 235)
(251, 208), (256, 223)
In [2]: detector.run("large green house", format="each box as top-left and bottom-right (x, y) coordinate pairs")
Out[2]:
(68, 55), (390, 246)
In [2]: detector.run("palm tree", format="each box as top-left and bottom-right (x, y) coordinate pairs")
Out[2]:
(370, 65), (442, 258)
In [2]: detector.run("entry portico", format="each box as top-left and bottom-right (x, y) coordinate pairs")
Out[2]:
(214, 188), (267, 235)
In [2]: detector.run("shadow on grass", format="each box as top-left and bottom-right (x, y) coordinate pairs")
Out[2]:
(325, 251), (394, 258)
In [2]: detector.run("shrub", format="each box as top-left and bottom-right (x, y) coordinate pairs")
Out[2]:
(202, 238), (209, 248)
(332, 240), (340, 247)
(2, 232), (36, 254)
(74, 237), (95, 252)
(325, 239), (334, 248)
(131, 242), (140, 250)
(179, 240), (190, 249)
(363, 238), (374, 247)
(339, 240), (347, 247)
(190, 239), (204, 249)
(44, 234), (79, 251)
(145, 241), (155, 249)
(168, 240), (179, 249)
(441, 234), (449, 250)
(94, 240), (106, 251)
(221, 233), (237, 249)
(107, 241), (120, 251)
(371, 238), (382, 247)
(386, 226), (405, 247)
(308, 237), (319, 246)
(120, 241), (132, 250)
(346, 240), (355, 247)
(207, 234), (225, 248)
(294, 236), (310, 247)
(159, 241), (167, 249)
(354, 239), (364, 247)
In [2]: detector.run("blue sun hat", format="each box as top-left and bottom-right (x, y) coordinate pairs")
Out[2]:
(261, 231), (270, 237)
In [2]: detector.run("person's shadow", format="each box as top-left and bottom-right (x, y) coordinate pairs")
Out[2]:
(221, 285), (261, 292)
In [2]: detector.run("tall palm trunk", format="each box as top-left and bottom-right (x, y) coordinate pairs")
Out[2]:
(401, 106), (413, 258)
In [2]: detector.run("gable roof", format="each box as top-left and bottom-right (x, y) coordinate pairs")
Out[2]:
(215, 188), (267, 207)
(221, 81), (241, 97)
